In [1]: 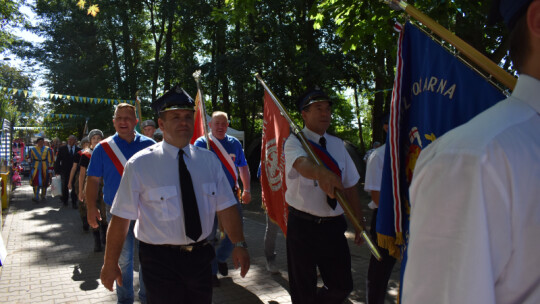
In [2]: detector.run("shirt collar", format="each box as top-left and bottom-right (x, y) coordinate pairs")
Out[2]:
(302, 127), (327, 143)
(162, 140), (193, 159)
(512, 74), (540, 114)
(113, 132), (140, 145)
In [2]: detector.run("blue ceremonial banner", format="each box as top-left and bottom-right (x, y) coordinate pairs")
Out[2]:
(377, 21), (506, 294)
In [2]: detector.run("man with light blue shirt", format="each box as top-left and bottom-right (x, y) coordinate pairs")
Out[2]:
(86, 103), (155, 304)
(194, 111), (251, 286)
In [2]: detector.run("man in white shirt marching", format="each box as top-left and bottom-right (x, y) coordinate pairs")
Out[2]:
(403, 1), (540, 303)
(284, 87), (364, 304)
(100, 85), (250, 303)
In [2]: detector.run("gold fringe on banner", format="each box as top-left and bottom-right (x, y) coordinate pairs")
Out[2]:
(377, 232), (403, 259)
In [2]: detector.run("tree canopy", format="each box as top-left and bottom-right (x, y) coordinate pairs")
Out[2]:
(5, 0), (510, 154)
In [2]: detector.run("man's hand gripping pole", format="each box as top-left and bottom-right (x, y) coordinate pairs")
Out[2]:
(255, 73), (382, 261)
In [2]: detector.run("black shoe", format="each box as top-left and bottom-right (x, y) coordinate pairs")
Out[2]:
(82, 216), (89, 232)
(93, 230), (102, 252)
(218, 262), (228, 276)
(212, 275), (220, 287)
(100, 223), (108, 245)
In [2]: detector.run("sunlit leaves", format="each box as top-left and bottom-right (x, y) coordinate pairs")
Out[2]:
(76, 0), (85, 10)
(75, 0), (99, 17)
(87, 4), (99, 17)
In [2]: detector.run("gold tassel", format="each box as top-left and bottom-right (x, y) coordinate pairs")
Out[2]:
(377, 233), (401, 259)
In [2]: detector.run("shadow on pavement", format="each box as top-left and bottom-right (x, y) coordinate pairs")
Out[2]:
(213, 276), (264, 304)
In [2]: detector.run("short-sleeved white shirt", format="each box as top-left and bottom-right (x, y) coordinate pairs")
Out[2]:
(403, 74), (540, 304)
(111, 141), (237, 245)
(284, 127), (360, 217)
(364, 144), (385, 193)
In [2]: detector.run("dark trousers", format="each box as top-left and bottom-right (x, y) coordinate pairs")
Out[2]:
(366, 209), (396, 304)
(286, 210), (353, 304)
(60, 172), (77, 204)
(139, 241), (215, 304)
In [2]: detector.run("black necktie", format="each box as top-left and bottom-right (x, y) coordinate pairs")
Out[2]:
(70, 147), (73, 156)
(178, 150), (202, 242)
(319, 137), (326, 149)
(319, 136), (337, 210)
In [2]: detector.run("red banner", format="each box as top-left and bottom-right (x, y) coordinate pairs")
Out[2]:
(260, 91), (290, 235)
(190, 91), (205, 145)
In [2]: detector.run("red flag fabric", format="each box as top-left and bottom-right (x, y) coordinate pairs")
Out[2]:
(260, 91), (290, 235)
(190, 91), (205, 145)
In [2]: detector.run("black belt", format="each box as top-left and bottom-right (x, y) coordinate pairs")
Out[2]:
(288, 206), (342, 224)
(146, 240), (209, 252)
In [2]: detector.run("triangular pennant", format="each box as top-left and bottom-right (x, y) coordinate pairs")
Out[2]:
(59, 94), (63, 99)
(23, 90), (28, 97)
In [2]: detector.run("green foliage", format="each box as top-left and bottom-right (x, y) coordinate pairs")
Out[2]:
(10, 0), (509, 158)
(0, 0), (28, 52)
(0, 63), (35, 140)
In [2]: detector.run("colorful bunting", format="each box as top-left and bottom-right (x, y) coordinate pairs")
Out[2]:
(14, 126), (64, 130)
(20, 112), (88, 119)
(0, 86), (136, 105)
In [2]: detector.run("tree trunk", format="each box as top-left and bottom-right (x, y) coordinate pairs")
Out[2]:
(163, 0), (175, 91)
(216, 0), (230, 113)
(354, 85), (366, 155)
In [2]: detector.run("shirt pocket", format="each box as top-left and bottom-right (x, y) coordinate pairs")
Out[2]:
(201, 183), (217, 207)
(146, 186), (180, 221)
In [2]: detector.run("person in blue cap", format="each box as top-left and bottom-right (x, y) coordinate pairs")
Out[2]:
(100, 85), (250, 304)
(403, 1), (540, 303)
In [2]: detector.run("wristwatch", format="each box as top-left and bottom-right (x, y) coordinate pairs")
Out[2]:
(234, 241), (248, 249)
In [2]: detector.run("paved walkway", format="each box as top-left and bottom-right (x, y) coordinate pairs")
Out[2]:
(0, 182), (400, 303)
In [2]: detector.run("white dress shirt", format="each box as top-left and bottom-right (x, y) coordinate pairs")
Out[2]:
(403, 74), (540, 304)
(284, 127), (360, 217)
(111, 141), (237, 245)
(364, 144), (385, 193)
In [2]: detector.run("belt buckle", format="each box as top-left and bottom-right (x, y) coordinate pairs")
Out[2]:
(182, 245), (194, 252)
(316, 217), (323, 224)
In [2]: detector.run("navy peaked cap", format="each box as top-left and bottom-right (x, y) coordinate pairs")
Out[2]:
(152, 85), (195, 115)
(297, 87), (332, 112)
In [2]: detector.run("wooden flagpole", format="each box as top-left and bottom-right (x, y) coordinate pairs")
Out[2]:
(255, 73), (382, 261)
(135, 92), (143, 131)
(193, 70), (211, 150)
(388, 0), (517, 91)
